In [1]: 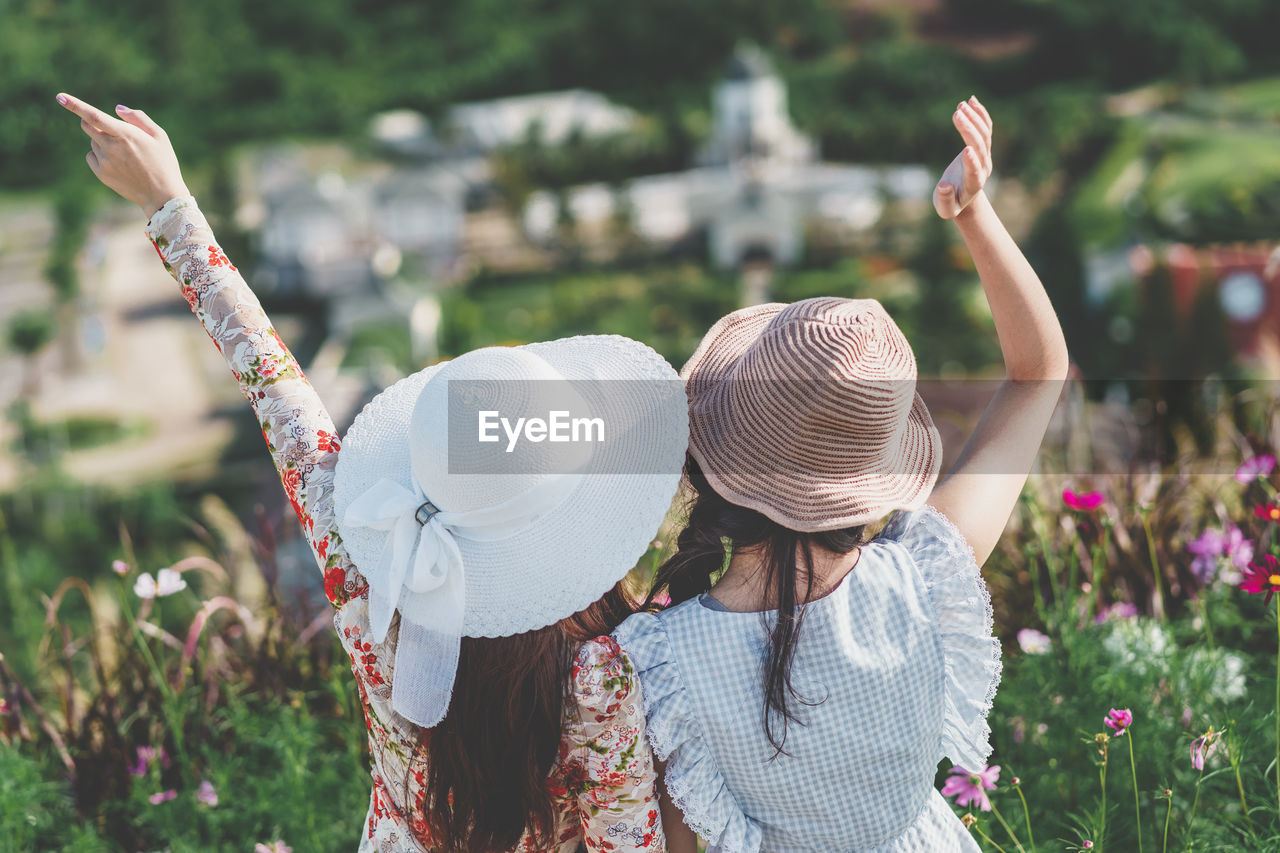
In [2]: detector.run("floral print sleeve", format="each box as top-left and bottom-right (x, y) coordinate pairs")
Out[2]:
(145, 195), (416, 849)
(144, 195), (364, 609)
(557, 636), (665, 852)
(143, 197), (666, 853)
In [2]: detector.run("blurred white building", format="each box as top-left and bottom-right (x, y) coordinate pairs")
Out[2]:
(248, 147), (467, 298)
(699, 44), (815, 167)
(447, 90), (638, 153)
(522, 45), (932, 269)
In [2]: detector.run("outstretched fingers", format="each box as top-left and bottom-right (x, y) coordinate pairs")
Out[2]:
(952, 109), (987, 161)
(962, 148), (985, 195)
(967, 96), (993, 137)
(116, 105), (166, 138)
(57, 93), (125, 136)
(80, 118), (111, 141)
(960, 103), (991, 156)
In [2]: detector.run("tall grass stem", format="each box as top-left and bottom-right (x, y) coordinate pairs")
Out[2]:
(1140, 507), (1165, 619)
(1161, 791), (1171, 853)
(990, 803), (1028, 853)
(1128, 733), (1143, 853)
(1181, 769), (1203, 853)
(1014, 780), (1036, 852)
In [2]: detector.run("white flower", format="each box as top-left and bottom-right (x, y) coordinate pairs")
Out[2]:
(1102, 618), (1172, 678)
(133, 569), (187, 600)
(134, 573), (157, 599)
(1181, 647), (1248, 702)
(155, 568), (187, 597)
(1017, 628), (1051, 655)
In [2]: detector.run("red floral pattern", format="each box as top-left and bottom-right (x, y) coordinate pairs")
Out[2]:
(145, 196), (664, 853)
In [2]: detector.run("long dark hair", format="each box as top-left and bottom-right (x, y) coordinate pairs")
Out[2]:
(413, 581), (636, 852)
(644, 456), (865, 755)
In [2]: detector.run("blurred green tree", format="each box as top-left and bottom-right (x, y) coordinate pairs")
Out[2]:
(6, 309), (55, 397)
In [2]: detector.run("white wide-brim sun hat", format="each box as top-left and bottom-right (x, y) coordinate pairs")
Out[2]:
(333, 334), (687, 726)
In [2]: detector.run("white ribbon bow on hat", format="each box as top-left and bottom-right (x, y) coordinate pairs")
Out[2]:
(339, 473), (579, 727)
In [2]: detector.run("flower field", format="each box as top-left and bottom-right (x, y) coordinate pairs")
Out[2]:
(3, 388), (1280, 852)
(955, 424), (1280, 851)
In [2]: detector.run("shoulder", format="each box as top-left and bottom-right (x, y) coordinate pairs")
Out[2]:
(572, 635), (636, 719)
(876, 505), (978, 580)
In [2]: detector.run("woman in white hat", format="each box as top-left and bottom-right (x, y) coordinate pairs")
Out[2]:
(57, 92), (690, 853)
(616, 97), (1069, 852)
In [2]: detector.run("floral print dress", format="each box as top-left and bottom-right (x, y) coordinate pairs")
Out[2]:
(145, 195), (665, 853)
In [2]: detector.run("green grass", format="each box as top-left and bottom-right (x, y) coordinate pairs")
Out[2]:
(1070, 123), (1148, 247)
(1073, 76), (1280, 247)
(1142, 127), (1280, 241)
(441, 264), (740, 367)
(19, 414), (151, 452)
(1217, 75), (1280, 122)
(0, 693), (370, 852)
(341, 318), (414, 372)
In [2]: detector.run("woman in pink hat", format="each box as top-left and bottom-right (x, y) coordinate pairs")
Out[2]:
(616, 97), (1069, 852)
(55, 93), (692, 852)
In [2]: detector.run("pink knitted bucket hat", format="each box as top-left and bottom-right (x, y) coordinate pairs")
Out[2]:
(682, 297), (942, 532)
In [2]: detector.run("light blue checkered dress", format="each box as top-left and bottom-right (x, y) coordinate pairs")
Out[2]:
(614, 506), (1002, 852)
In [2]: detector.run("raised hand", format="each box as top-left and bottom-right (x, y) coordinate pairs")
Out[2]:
(932, 96), (993, 220)
(55, 93), (190, 219)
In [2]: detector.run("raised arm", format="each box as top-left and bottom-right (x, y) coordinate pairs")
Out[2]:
(926, 97), (1070, 565)
(55, 93), (366, 608)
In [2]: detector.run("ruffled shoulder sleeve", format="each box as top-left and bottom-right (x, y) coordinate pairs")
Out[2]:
(879, 505), (1003, 770)
(564, 636), (665, 852)
(613, 612), (762, 853)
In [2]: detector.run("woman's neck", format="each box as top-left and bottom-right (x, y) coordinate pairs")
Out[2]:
(708, 542), (861, 612)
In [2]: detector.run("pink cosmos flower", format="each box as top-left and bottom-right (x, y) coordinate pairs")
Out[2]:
(941, 764), (1000, 811)
(1224, 527), (1255, 570)
(1190, 731), (1219, 771)
(254, 843), (292, 853)
(1235, 454), (1276, 484)
(1187, 526), (1253, 584)
(1240, 554), (1280, 605)
(128, 746), (156, 777)
(148, 789), (177, 805)
(1104, 708), (1133, 735)
(1093, 602), (1139, 624)
(1254, 503), (1280, 523)
(1062, 489), (1104, 511)
(111, 559), (130, 576)
(1083, 842), (1094, 850)
(1017, 628), (1051, 655)
(197, 780), (218, 806)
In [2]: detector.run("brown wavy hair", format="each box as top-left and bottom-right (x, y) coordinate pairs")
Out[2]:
(644, 455), (865, 756)
(412, 580), (636, 852)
